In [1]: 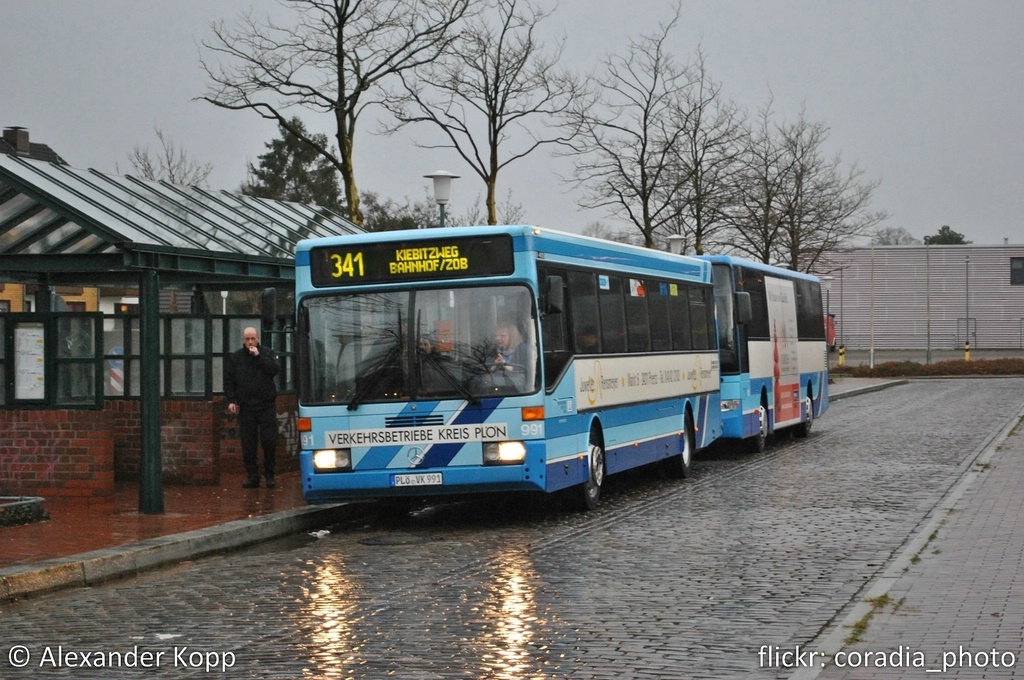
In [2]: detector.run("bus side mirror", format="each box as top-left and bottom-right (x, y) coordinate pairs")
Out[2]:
(735, 291), (752, 324)
(542, 275), (564, 315)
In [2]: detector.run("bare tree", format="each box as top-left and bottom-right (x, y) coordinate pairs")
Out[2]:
(728, 101), (885, 271)
(581, 220), (644, 246)
(450, 188), (525, 227)
(774, 111), (885, 271)
(124, 127), (214, 186)
(561, 7), (695, 248)
(872, 226), (920, 245)
(381, 0), (582, 225)
(198, 0), (471, 225)
(661, 50), (746, 255)
(728, 97), (792, 263)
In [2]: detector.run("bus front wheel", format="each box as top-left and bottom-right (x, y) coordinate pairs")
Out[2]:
(575, 432), (605, 512)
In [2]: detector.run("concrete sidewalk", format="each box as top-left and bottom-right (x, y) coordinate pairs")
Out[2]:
(793, 386), (1024, 679)
(0, 472), (352, 602)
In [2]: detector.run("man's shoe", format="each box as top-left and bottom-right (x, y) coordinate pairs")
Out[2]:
(265, 477), (276, 489)
(242, 478), (260, 489)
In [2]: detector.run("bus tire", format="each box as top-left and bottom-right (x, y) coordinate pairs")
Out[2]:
(795, 392), (814, 438)
(575, 429), (605, 512)
(748, 398), (769, 454)
(664, 411), (694, 479)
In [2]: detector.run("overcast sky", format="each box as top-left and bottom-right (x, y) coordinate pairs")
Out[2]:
(3, 0), (1021, 245)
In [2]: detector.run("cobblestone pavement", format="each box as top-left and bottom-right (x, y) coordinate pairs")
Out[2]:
(1, 378), (1022, 679)
(808, 385), (1024, 680)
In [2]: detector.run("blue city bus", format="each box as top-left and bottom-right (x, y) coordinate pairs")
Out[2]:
(699, 255), (829, 452)
(295, 226), (722, 510)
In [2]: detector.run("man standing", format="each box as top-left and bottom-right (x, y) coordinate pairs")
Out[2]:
(225, 327), (280, 488)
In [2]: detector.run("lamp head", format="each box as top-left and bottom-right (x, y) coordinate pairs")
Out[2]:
(424, 170), (460, 205)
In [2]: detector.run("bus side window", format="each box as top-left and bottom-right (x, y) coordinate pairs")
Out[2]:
(624, 278), (651, 352)
(539, 267), (571, 388)
(568, 270), (600, 354)
(688, 287), (713, 350)
(598, 276), (626, 353)
(669, 286), (692, 351)
(648, 281), (672, 351)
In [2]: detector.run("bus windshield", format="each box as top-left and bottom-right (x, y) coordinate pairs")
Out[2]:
(300, 284), (538, 407)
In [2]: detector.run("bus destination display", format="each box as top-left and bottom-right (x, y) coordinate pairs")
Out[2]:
(309, 235), (514, 287)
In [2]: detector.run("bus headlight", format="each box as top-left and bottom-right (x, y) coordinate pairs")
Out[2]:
(483, 441), (527, 465)
(313, 448), (352, 472)
(720, 399), (741, 412)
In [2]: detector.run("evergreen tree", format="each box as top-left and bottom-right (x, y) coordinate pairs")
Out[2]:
(360, 192), (436, 232)
(923, 225), (971, 245)
(242, 118), (342, 212)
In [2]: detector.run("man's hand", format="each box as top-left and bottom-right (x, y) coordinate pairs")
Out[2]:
(227, 402), (239, 415)
(249, 346), (259, 356)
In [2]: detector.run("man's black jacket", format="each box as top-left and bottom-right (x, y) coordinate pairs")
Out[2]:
(224, 344), (280, 408)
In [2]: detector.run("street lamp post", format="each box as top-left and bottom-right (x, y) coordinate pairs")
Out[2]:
(965, 255), (971, 359)
(869, 244), (875, 369)
(822, 275), (834, 359)
(423, 170), (459, 228)
(925, 244), (931, 364)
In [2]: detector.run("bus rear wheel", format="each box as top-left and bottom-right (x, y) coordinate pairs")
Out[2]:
(749, 402), (769, 453)
(795, 394), (814, 438)
(664, 412), (694, 479)
(574, 433), (605, 512)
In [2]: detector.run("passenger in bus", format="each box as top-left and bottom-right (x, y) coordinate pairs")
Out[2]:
(417, 334), (453, 393)
(576, 326), (599, 354)
(491, 322), (526, 369)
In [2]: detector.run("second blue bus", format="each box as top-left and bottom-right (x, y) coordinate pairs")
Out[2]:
(701, 255), (830, 452)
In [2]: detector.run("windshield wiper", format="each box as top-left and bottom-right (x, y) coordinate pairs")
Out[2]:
(419, 350), (479, 405)
(346, 344), (402, 411)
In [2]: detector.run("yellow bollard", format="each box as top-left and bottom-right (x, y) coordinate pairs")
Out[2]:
(837, 345), (846, 368)
(964, 341), (971, 362)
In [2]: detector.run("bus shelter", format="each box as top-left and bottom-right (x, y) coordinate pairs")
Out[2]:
(0, 154), (360, 512)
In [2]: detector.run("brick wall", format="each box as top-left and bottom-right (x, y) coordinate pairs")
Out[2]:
(218, 394), (300, 477)
(0, 409), (115, 498)
(1, 396), (298, 499)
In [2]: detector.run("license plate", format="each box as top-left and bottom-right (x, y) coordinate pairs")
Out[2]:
(392, 472), (443, 487)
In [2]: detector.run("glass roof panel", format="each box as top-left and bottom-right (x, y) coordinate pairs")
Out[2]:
(3, 160), (181, 247)
(99, 174), (240, 253)
(256, 198), (356, 239)
(8, 209), (77, 254)
(201, 192), (307, 250)
(0, 191), (38, 223)
(155, 183), (294, 258)
(58, 166), (211, 249)
(0, 154), (362, 265)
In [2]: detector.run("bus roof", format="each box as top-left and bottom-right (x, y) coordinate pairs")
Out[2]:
(296, 225), (712, 282)
(697, 253), (822, 283)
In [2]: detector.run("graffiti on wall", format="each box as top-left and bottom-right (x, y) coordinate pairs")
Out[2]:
(0, 440), (61, 489)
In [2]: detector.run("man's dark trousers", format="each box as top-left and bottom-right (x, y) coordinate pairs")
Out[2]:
(239, 403), (277, 481)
